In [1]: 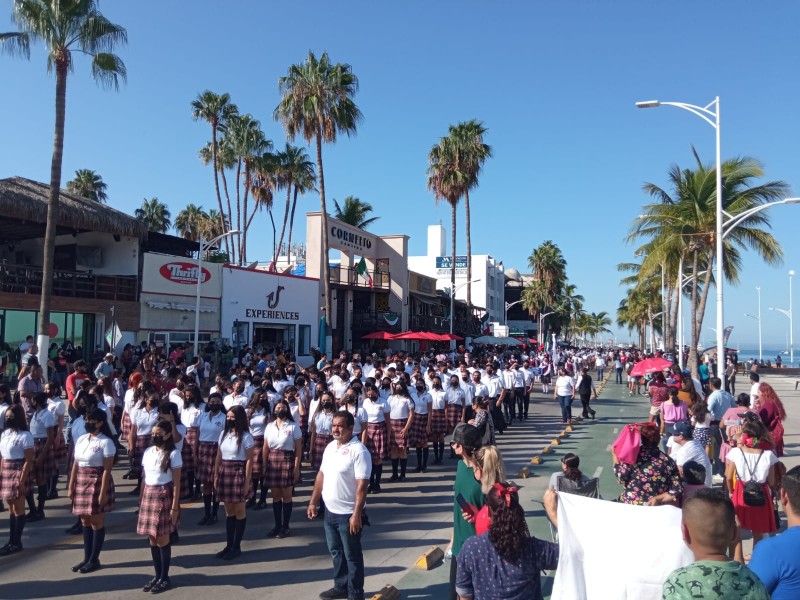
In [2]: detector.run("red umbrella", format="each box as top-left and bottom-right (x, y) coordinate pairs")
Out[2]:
(630, 357), (672, 378)
(444, 333), (464, 341)
(390, 331), (428, 340)
(362, 331), (395, 340)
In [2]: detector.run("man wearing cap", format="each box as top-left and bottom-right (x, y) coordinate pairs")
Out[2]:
(94, 352), (115, 380)
(670, 421), (712, 489)
(448, 424), (483, 600)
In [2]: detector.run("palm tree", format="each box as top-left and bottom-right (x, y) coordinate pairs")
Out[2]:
(333, 196), (379, 229)
(447, 120), (491, 309)
(274, 50), (362, 334)
(191, 91), (238, 260)
(135, 197), (171, 233)
(200, 137), (237, 262)
(273, 144), (315, 267)
(249, 152), (279, 262)
(203, 209), (227, 241)
(2, 0), (126, 357)
(174, 203), (209, 240)
(286, 153), (316, 258)
(66, 169), (108, 203)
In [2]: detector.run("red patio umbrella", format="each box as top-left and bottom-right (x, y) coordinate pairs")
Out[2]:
(362, 331), (396, 340)
(442, 333), (464, 341)
(391, 331), (435, 340)
(630, 357), (672, 378)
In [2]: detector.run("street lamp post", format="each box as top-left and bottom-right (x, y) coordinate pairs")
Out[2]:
(504, 299), (524, 325)
(770, 270), (795, 366)
(194, 230), (240, 356)
(743, 286), (762, 362)
(449, 278), (481, 348)
(539, 310), (556, 347)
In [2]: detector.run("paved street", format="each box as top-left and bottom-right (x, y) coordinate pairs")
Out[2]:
(1, 370), (798, 599)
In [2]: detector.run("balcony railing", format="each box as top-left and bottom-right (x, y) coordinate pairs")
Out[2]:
(351, 310), (401, 331)
(329, 266), (390, 289)
(409, 314), (450, 332)
(0, 262), (138, 302)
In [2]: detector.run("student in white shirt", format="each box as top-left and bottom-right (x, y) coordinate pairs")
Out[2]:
(410, 380), (433, 473)
(428, 376), (448, 465)
(45, 382), (67, 499)
(310, 393), (336, 472)
(263, 399), (303, 538)
(179, 384), (205, 499)
(67, 408), (116, 573)
(387, 382), (415, 483)
(195, 393), (226, 526)
(28, 392), (55, 520)
(340, 391), (368, 437)
(137, 419), (182, 593)
(128, 391), (161, 497)
(0, 404), (34, 556)
(245, 388), (270, 509)
(213, 405), (254, 561)
(362, 384), (391, 494)
(223, 380), (248, 411)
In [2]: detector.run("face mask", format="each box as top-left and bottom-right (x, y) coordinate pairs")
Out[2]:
(275, 410), (288, 420)
(84, 421), (97, 434)
(225, 419), (236, 430)
(77, 405), (87, 416)
(322, 402), (334, 410)
(209, 404), (221, 413)
(451, 381), (459, 388)
(4, 416), (17, 429)
(152, 434), (165, 446)
(416, 385), (425, 392)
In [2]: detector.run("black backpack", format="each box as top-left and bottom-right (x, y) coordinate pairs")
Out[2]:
(738, 451), (767, 507)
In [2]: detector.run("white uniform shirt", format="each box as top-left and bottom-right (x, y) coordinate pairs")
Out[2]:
(512, 369), (525, 387)
(749, 382), (761, 408)
(218, 430), (255, 461)
(142, 446), (183, 486)
(29, 408), (55, 439)
(47, 398), (66, 422)
(411, 391), (432, 415)
(180, 403), (206, 428)
(521, 367), (534, 387)
(265, 420), (302, 451)
(71, 417), (87, 442)
(314, 411), (335, 436)
(223, 393), (248, 411)
(555, 376), (575, 396)
(387, 395), (414, 420)
(472, 382), (489, 399)
(198, 411), (226, 443)
(248, 408), (268, 437)
(340, 405), (368, 435)
(0, 429), (34, 460)
(320, 436), (371, 515)
(430, 389), (446, 410)
(483, 376), (503, 398)
(174, 423), (186, 453)
(363, 397), (391, 424)
(444, 386), (466, 407)
(273, 380), (289, 396)
(74, 433), (116, 468)
(131, 406), (160, 437)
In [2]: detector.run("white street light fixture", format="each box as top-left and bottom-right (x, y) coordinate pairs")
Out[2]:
(770, 270), (795, 366)
(504, 299), (524, 325)
(194, 230), (240, 355)
(743, 285), (762, 362)
(449, 278), (481, 348)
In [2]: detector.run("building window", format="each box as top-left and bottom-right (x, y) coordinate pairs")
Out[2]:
(298, 325), (311, 355)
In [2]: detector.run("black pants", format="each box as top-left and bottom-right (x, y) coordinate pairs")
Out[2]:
(514, 387), (526, 419)
(579, 393), (592, 417)
(449, 554), (458, 600)
(503, 395), (516, 424)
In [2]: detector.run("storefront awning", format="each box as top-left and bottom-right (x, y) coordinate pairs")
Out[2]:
(146, 300), (217, 313)
(410, 292), (440, 305)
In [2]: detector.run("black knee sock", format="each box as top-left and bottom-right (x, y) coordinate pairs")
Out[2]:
(400, 458), (407, 476)
(37, 484), (47, 513)
(369, 470), (375, 487)
(374, 463), (383, 485)
(212, 499), (220, 517)
(259, 482), (268, 503)
(233, 518), (246, 550)
(7, 515), (15, 544)
(422, 447), (429, 469)
(49, 471), (59, 495)
(83, 526), (93, 563)
(25, 492), (36, 514)
(203, 494), (211, 518)
(89, 528), (105, 562)
(282, 502), (292, 528)
(225, 516), (236, 549)
(159, 543), (172, 578)
(391, 459), (399, 477)
(150, 544), (162, 579)
(13, 514), (25, 545)
(415, 448), (423, 467)
(185, 473), (194, 497)
(195, 479), (202, 495)
(272, 500), (283, 529)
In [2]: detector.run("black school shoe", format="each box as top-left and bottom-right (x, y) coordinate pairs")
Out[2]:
(318, 588), (348, 600)
(150, 578), (172, 594)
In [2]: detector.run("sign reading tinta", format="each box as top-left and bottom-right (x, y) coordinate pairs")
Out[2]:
(159, 262), (211, 284)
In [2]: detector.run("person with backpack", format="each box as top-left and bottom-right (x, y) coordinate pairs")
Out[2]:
(724, 415), (779, 563)
(574, 368), (597, 419)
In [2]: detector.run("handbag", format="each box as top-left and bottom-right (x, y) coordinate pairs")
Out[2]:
(612, 422), (654, 465)
(738, 451), (766, 507)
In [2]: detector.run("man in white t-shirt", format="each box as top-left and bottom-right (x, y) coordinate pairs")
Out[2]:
(749, 372), (761, 409)
(671, 420), (712, 488)
(308, 411), (371, 600)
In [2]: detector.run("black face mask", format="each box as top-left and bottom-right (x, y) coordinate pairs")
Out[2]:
(451, 381), (459, 388)
(77, 405), (87, 416)
(381, 383), (390, 389)
(209, 404), (222, 413)
(152, 434), (165, 446)
(322, 402), (334, 410)
(4, 416), (17, 429)
(275, 410), (288, 420)
(84, 421), (97, 434)
(225, 419), (236, 431)
(416, 385), (425, 392)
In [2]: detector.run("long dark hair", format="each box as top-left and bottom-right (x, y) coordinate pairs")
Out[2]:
(3, 404), (28, 431)
(87, 407), (115, 439)
(561, 453), (583, 482)
(225, 405), (248, 450)
(273, 399), (295, 422)
(206, 392), (223, 412)
(487, 482), (530, 564)
(668, 387), (681, 407)
(247, 387), (267, 419)
(158, 401), (180, 423)
(153, 419), (177, 472)
(680, 375), (700, 404)
(183, 384), (203, 409)
(0, 384), (10, 404)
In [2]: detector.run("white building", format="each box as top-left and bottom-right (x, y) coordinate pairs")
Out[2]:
(408, 224), (505, 324)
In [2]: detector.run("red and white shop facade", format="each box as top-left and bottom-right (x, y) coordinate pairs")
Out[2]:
(139, 253), (223, 349)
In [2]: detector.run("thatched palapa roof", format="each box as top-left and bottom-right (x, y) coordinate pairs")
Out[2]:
(0, 176), (148, 240)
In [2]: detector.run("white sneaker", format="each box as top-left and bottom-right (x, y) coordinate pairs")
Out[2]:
(712, 474), (724, 485)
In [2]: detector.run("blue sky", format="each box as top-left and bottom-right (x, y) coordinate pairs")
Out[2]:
(2, 1), (799, 352)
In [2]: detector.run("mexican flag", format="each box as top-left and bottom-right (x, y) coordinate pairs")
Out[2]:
(356, 257), (373, 287)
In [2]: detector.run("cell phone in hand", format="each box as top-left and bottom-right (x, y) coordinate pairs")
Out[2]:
(456, 493), (477, 517)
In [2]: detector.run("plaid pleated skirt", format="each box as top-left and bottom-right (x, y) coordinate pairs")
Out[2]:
(364, 422), (388, 461)
(389, 419), (409, 450)
(196, 442), (218, 484)
(429, 409), (447, 436)
(251, 436), (265, 478)
(216, 460), (246, 504)
(0, 459), (33, 500)
(129, 435), (152, 472)
(137, 482), (177, 538)
(72, 466), (115, 516)
(54, 431), (68, 462)
(264, 449), (295, 489)
(445, 405), (462, 435)
(181, 427), (198, 473)
(299, 412), (309, 435)
(311, 434), (332, 470)
(410, 412), (429, 446)
(120, 411), (132, 442)
(33, 438), (55, 486)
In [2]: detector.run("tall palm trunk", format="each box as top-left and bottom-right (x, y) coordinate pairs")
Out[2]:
(464, 189), (472, 310)
(234, 158), (242, 264)
(220, 165), (235, 263)
(241, 163), (251, 264)
(450, 201), (457, 334)
(38, 60), (68, 366)
(268, 207), (276, 258)
(274, 177), (292, 267)
(688, 249), (700, 377)
(287, 185), (299, 262)
(316, 128), (332, 338)
(211, 122), (229, 259)
(670, 267), (681, 353)
(694, 250), (716, 368)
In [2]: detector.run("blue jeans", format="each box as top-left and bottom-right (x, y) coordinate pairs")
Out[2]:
(557, 395), (573, 422)
(615, 367), (623, 384)
(323, 510), (365, 600)
(597, 368), (604, 380)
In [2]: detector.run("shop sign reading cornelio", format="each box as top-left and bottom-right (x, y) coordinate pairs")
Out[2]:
(330, 225), (373, 253)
